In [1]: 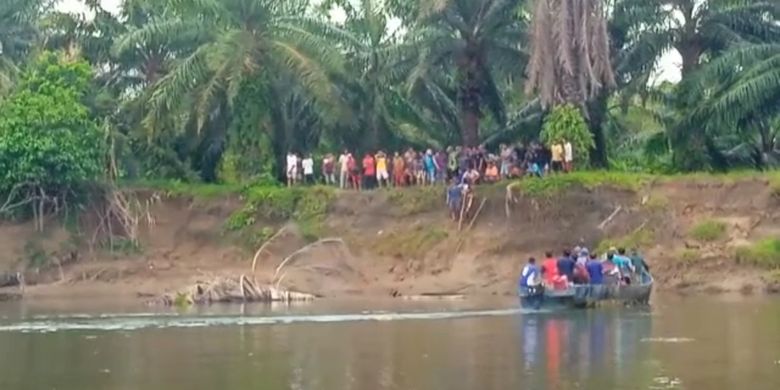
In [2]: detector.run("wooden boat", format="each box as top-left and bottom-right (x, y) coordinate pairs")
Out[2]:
(518, 272), (653, 310)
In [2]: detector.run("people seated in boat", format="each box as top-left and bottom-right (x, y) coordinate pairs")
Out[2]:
(630, 248), (650, 283)
(602, 254), (621, 285)
(613, 248), (635, 285)
(586, 253), (604, 285)
(542, 251), (568, 289)
(572, 259), (590, 285)
(576, 248), (589, 266)
(519, 257), (541, 292)
(557, 249), (576, 282)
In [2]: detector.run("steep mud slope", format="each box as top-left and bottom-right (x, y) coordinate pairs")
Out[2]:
(1, 176), (779, 300)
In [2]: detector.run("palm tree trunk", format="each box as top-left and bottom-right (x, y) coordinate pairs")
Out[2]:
(586, 91), (609, 168)
(678, 42), (702, 77)
(458, 55), (481, 147)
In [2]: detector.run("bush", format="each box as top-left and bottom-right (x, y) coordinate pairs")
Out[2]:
(541, 104), (594, 164)
(736, 239), (780, 269)
(0, 52), (103, 214)
(689, 220), (727, 242)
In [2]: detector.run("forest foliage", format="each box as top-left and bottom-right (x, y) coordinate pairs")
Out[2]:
(0, 0), (778, 191)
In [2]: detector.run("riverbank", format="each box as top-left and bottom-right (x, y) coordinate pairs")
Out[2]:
(1, 171), (780, 301)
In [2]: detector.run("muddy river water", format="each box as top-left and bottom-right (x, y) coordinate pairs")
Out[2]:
(0, 295), (778, 390)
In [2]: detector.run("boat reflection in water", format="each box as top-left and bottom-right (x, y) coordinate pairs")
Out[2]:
(518, 309), (657, 389)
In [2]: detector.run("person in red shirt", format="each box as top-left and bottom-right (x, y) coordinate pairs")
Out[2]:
(362, 152), (376, 190)
(347, 153), (360, 190)
(541, 251), (559, 285)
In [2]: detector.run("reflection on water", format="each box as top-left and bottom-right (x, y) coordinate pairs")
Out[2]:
(0, 296), (778, 390)
(518, 310), (655, 390)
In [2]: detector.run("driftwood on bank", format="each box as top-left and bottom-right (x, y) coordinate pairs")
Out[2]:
(154, 274), (316, 306)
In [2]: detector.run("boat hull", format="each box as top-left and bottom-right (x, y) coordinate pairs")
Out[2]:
(519, 274), (653, 310)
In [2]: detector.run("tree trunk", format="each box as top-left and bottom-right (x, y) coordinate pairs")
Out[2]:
(678, 42), (702, 77)
(586, 91), (609, 168)
(458, 54), (481, 147)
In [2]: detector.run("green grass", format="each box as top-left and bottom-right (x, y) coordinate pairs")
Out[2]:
(227, 185), (336, 243)
(596, 227), (654, 254)
(387, 186), (443, 215)
(511, 171), (652, 196)
(374, 226), (449, 259)
(736, 238), (780, 269)
(125, 179), (243, 199)
(677, 248), (700, 264)
(689, 219), (727, 242)
(643, 193), (669, 211)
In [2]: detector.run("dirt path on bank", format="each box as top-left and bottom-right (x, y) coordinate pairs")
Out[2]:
(1, 177), (779, 302)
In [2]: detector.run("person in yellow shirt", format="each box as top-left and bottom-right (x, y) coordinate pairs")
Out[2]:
(375, 150), (389, 188)
(551, 142), (564, 173)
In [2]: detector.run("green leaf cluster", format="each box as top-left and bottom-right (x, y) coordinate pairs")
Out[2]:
(541, 104), (594, 163)
(0, 52), (103, 197)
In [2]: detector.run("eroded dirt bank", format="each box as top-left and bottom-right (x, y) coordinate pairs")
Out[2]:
(1, 176), (779, 301)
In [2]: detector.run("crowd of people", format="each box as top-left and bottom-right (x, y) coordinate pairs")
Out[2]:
(283, 140), (577, 189)
(518, 246), (651, 291)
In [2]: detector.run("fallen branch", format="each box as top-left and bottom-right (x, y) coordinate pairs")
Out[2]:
(250, 226), (288, 273)
(505, 183), (519, 218)
(466, 198), (488, 231)
(458, 194), (475, 231)
(153, 275), (316, 305)
(272, 238), (346, 282)
(598, 206), (623, 230)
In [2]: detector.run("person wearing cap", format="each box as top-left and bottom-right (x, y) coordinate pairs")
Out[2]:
(576, 248), (589, 266)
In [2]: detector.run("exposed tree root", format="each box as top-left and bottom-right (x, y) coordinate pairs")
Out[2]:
(154, 274), (316, 306)
(91, 188), (158, 252)
(251, 226), (289, 273)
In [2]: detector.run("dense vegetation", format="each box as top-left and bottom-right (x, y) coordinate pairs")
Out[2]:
(0, 0), (779, 195)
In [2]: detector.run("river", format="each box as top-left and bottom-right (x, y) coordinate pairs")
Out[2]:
(0, 295), (778, 390)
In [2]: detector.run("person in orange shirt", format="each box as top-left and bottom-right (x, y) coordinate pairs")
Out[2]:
(392, 152), (406, 187)
(484, 161), (499, 183)
(375, 150), (389, 188)
(541, 251), (560, 286)
(362, 152), (376, 190)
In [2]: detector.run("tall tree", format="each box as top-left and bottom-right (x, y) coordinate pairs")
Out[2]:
(525, 0), (616, 108)
(688, 43), (780, 168)
(112, 0), (343, 179)
(410, 0), (528, 147)
(0, 0), (43, 95)
(317, 0), (429, 149)
(662, 0), (780, 77)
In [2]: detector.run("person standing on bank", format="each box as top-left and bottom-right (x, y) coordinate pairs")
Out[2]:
(338, 150), (350, 189)
(302, 154), (314, 185)
(551, 141), (564, 173)
(286, 151), (298, 187)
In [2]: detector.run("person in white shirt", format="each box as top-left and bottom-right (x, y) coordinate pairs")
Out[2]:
(563, 140), (573, 173)
(302, 154), (315, 185)
(338, 150), (350, 189)
(286, 152), (298, 187)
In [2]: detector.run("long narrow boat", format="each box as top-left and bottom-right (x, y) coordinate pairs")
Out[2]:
(518, 273), (653, 310)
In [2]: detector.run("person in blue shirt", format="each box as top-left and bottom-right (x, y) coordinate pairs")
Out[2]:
(557, 249), (576, 282)
(586, 253), (604, 285)
(424, 149), (438, 184)
(446, 179), (463, 220)
(519, 257), (542, 309)
(519, 257), (540, 289)
(613, 247), (635, 283)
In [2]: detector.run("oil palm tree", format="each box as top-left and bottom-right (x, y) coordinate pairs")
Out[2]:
(525, 0), (615, 109)
(315, 0), (432, 149)
(687, 43), (780, 168)
(115, 0), (344, 134)
(0, 0), (42, 95)
(409, 0), (528, 147)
